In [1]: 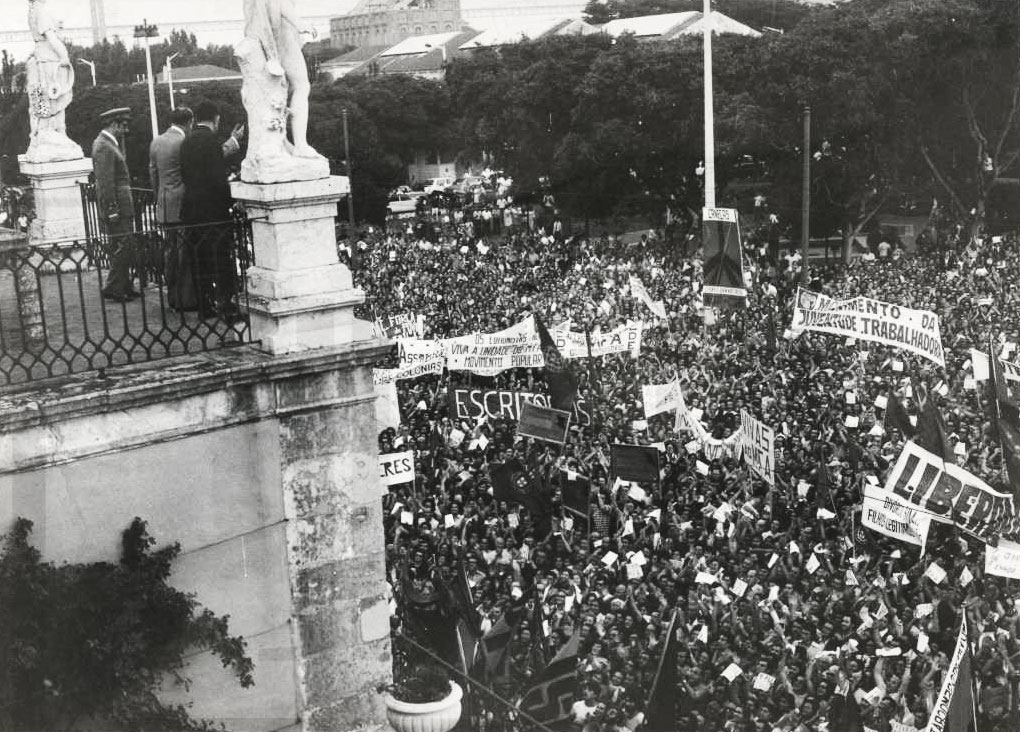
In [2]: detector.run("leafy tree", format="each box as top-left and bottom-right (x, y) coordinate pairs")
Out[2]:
(0, 517), (254, 731)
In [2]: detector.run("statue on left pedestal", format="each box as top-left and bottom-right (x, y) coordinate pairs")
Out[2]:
(24, 0), (84, 163)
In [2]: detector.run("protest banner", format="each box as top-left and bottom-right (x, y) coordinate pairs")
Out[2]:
(861, 484), (932, 548)
(517, 401), (571, 444)
(373, 358), (444, 384)
(611, 444), (661, 485)
(985, 538), (1020, 580)
(397, 338), (446, 367)
(443, 316), (546, 375)
(377, 312), (424, 339)
(740, 410), (775, 486)
(883, 441), (1016, 540)
(702, 207), (747, 308)
(642, 380), (683, 420)
(791, 289), (945, 367)
(629, 275), (667, 319)
(448, 387), (592, 426)
(924, 616), (974, 732)
(379, 451), (415, 487)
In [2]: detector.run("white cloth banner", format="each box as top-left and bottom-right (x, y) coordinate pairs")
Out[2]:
(861, 483), (932, 548)
(792, 289), (945, 367)
(374, 381), (401, 431)
(883, 441), (1017, 541)
(442, 316), (545, 376)
(373, 358), (444, 384)
(642, 380), (683, 419)
(740, 410), (775, 486)
(985, 539), (1020, 580)
(397, 338), (446, 367)
(553, 322), (644, 359)
(629, 275), (667, 319)
(379, 451), (415, 487)
(923, 615), (969, 732)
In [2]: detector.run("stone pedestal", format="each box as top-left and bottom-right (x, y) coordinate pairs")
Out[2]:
(232, 176), (372, 353)
(231, 173), (393, 731)
(18, 156), (93, 246)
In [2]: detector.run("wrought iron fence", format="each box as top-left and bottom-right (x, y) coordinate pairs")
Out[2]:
(0, 217), (255, 389)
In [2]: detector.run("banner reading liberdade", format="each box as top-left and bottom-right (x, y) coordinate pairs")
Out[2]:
(883, 441), (1016, 540)
(792, 289), (944, 367)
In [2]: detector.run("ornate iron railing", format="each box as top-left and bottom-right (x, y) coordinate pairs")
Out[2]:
(0, 217), (255, 389)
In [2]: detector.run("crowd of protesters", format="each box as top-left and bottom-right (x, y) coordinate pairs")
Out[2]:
(346, 206), (1020, 732)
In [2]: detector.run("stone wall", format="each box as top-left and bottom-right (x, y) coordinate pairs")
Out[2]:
(0, 341), (392, 731)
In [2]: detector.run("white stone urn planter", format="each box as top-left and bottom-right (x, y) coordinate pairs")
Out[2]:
(382, 680), (463, 732)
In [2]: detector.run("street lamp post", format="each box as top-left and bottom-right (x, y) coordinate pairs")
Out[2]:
(342, 108), (355, 227)
(77, 58), (97, 87)
(801, 106), (811, 283)
(164, 51), (180, 111)
(133, 19), (159, 139)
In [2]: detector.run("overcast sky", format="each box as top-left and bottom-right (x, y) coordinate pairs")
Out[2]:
(1, 1), (358, 60)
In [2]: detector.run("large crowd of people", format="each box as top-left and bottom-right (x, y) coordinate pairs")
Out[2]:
(347, 207), (1020, 732)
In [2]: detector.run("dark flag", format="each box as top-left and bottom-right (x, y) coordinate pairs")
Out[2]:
(883, 392), (915, 438)
(449, 553), (480, 635)
(561, 471), (590, 520)
(644, 609), (680, 732)
(815, 447), (836, 514)
(490, 460), (554, 538)
(490, 459), (524, 504)
(991, 348), (1020, 500)
(479, 615), (516, 680)
(518, 629), (581, 726)
(915, 398), (956, 462)
(535, 315), (579, 411)
(765, 308), (778, 353)
(701, 207), (747, 309)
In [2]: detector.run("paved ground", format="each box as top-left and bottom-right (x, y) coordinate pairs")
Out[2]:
(0, 266), (248, 387)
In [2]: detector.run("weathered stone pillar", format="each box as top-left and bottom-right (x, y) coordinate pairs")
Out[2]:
(17, 157), (93, 246)
(231, 175), (393, 731)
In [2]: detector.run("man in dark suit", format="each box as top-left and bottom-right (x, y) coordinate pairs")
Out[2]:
(92, 107), (138, 302)
(180, 100), (238, 317)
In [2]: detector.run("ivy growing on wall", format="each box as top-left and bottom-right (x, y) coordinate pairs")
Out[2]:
(0, 517), (255, 731)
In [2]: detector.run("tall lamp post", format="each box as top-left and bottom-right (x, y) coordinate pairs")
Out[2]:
(702, 0), (716, 209)
(801, 105), (811, 283)
(77, 58), (97, 87)
(342, 108), (355, 227)
(133, 19), (159, 139)
(164, 51), (180, 110)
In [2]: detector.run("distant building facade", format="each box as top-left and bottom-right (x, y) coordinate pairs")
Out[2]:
(330, 0), (465, 49)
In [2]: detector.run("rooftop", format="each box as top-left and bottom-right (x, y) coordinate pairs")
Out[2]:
(459, 17), (593, 50)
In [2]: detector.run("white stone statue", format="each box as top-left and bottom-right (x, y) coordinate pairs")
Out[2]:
(237, 0), (329, 183)
(24, 0), (84, 163)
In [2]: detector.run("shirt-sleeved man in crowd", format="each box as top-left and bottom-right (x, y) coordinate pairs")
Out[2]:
(92, 107), (138, 302)
(179, 100), (239, 318)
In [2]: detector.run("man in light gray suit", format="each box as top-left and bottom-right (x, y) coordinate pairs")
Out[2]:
(150, 108), (244, 310)
(149, 107), (195, 309)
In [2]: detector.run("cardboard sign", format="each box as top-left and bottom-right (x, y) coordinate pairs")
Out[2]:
(379, 451), (415, 486)
(611, 444), (662, 485)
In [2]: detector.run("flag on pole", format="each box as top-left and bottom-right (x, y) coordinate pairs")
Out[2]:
(915, 398), (955, 462)
(644, 609), (680, 730)
(535, 314), (579, 412)
(883, 392), (916, 438)
(923, 615), (975, 732)
(990, 344), (1020, 500)
(518, 629), (581, 725)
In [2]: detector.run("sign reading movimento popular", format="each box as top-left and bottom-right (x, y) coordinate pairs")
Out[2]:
(442, 316), (545, 375)
(883, 441), (1016, 540)
(792, 289), (945, 367)
(448, 388), (592, 426)
(740, 410), (774, 486)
